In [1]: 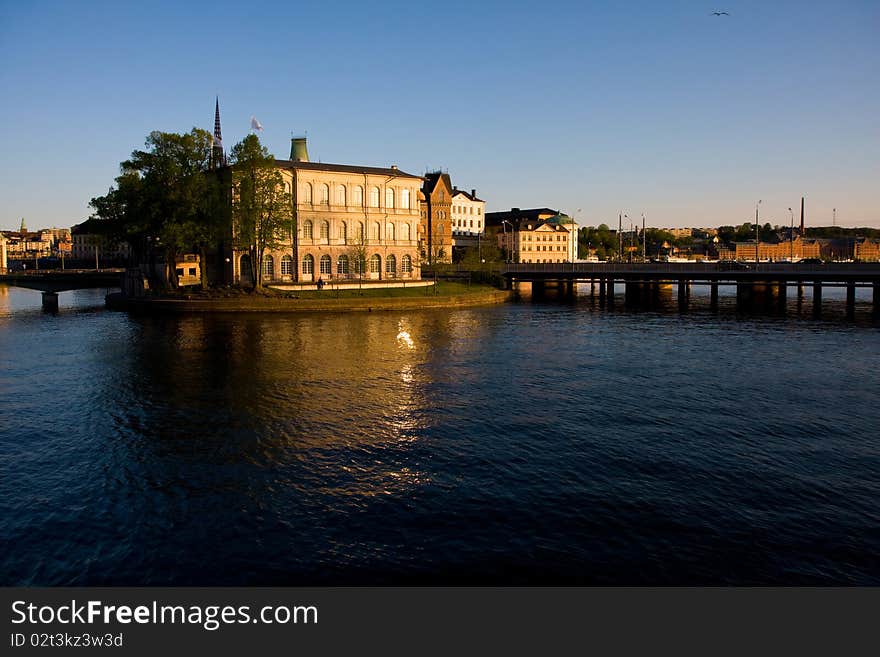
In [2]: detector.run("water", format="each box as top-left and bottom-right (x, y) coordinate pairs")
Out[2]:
(1, 284), (878, 585)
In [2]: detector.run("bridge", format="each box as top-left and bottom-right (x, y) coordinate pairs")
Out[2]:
(501, 262), (880, 316)
(0, 270), (123, 311)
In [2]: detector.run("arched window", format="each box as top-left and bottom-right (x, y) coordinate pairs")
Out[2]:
(401, 223), (411, 241)
(281, 254), (293, 275)
(369, 254), (381, 273)
(357, 222), (365, 242)
(386, 254), (397, 275)
(385, 188), (395, 209)
(386, 222), (395, 241)
(353, 186), (364, 207)
(335, 185), (346, 206)
(239, 254), (253, 280)
(337, 255), (349, 274)
(262, 255), (274, 279)
(401, 254), (412, 273)
(303, 220), (313, 239)
(369, 186), (380, 207)
(301, 183), (312, 204)
(319, 254), (332, 274)
(302, 254), (314, 274)
(401, 188), (410, 209)
(371, 222), (380, 240)
(320, 184), (329, 204)
(320, 221), (329, 241)
(340, 221), (348, 243)
(353, 255), (365, 274)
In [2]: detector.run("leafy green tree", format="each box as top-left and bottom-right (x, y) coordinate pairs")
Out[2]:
(229, 134), (293, 290)
(91, 129), (218, 290)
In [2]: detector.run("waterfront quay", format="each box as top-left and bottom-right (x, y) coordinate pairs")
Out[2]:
(503, 262), (880, 316)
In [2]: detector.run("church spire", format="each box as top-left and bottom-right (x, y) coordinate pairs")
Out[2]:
(212, 97), (226, 168)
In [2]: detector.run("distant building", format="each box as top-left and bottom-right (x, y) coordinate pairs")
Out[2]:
(723, 236), (822, 261)
(854, 237), (880, 262)
(450, 187), (486, 257)
(485, 208), (576, 263)
(70, 220), (131, 264)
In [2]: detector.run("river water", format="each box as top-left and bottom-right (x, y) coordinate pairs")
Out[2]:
(1, 284), (878, 585)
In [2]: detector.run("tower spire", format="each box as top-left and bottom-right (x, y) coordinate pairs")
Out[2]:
(212, 97), (226, 168)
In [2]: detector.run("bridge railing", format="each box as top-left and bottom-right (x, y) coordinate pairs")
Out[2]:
(501, 262), (880, 276)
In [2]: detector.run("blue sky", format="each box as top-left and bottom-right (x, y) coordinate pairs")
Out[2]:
(1, 0), (877, 231)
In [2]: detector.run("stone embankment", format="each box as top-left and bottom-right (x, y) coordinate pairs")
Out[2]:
(105, 288), (511, 314)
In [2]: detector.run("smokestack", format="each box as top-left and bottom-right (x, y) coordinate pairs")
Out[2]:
(471, 189), (476, 198)
(800, 197), (804, 235)
(290, 137), (309, 162)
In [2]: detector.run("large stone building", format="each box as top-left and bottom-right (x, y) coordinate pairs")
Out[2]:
(419, 172), (453, 264)
(232, 137), (423, 285)
(485, 208), (577, 263)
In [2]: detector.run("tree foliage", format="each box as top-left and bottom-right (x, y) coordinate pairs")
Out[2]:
(229, 134), (293, 289)
(90, 129), (222, 289)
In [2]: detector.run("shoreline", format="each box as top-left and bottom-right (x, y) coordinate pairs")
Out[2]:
(105, 288), (512, 314)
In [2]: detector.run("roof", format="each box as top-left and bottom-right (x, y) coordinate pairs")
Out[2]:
(422, 171), (453, 195)
(274, 160), (422, 180)
(451, 188), (484, 202)
(485, 208), (558, 226)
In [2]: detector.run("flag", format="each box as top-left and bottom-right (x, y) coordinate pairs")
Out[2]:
(250, 116), (263, 132)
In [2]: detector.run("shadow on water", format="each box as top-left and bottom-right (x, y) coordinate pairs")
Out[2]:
(518, 281), (880, 327)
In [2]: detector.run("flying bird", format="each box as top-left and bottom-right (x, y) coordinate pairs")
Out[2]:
(711, 11), (729, 15)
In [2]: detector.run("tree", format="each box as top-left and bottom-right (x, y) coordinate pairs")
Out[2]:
(91, 129), (218, 290)
(229, 134), (293, 290)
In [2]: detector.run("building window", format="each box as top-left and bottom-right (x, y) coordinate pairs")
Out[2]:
(401, 223), (411, 241)
(386, 254), (397, 275)
(301, 183), (312, 204)
(303, 220), (313, 239)
(369, 254), (381, 273)
(357, 222), (365, 241)
(337, 254), (349, 274)
(320, 221), (329, 241)
(335, 185), (346, 206)
(401, 254), (412, 273)
(353, 185), (364, 207)
(370, 186), (380, 207)
(240, 254), (252, 279)
(263, 255), (274, 279)
(385, 188), (394, 209)
(371, 222), (380, 240)
(302, 254), (314, 274)
(386, 222), (395, 241)
(353, 255), (365, 274)
(320, 184), (329, 204)
(401, 189), (410, 209)
(340, 222), (348, 243)
(320, 254), (332, 274)
(281, 254), (292, 275)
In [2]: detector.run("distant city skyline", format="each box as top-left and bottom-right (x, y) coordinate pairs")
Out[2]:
(1, 0), (877, 231)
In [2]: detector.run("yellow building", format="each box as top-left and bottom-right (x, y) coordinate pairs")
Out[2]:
(233, 137), (423, 284)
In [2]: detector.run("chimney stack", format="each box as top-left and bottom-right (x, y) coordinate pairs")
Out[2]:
(290, 136), (309, 162)
(800, 197), (805, 235)
(471, 189), (476, 198)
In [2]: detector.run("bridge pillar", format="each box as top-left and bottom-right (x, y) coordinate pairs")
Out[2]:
(625, 280), (639, 305)
(874, 282), (880, 315)
(677, 279), (687, 306)
(777, 280), (787, 311)
(846, 282), (856, 318)
(812, 281), (822, 316)
(598, 278), (606, 301)
(606, 278), (615, 304)
(41, 291), (59, 313)
(590, 279), (596, 298)
(710, 282), (719, 308)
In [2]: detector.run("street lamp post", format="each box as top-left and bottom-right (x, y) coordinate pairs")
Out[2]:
(755, 200), (762, 263)
(501, 220), (512, 263)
